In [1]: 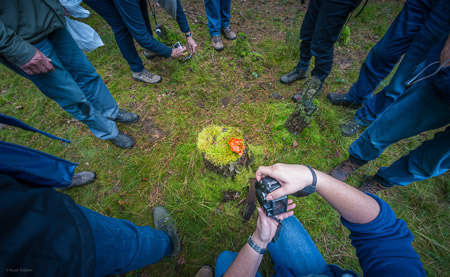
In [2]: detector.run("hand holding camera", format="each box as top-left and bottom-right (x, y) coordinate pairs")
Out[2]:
(256, 164), (315, 200)
(170, 42), (187, 58)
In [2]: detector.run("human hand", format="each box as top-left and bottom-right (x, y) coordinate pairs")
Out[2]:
(19, 49), (54, 75)
(170, 46), (187, 58)
(252, 200), (295, 248)
(186, 36), (197, 55)
(256, 164), (314, 200)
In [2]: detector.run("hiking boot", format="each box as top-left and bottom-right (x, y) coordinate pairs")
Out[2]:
(280, 68), (308, 84)
(341, 118), (363, 137)
(114, 108), (139, 124)
(59, 171), (96, 190)
(327, 93), (361, 109)
(194, 265), (214, 277)
(110, 132), (135, 149)
(132, 68), (162, 84)
(359, 175), (389, 194)
(153, 206), (181, 256)
(211, 36), (224, 51)
(330, 158), (361, 181)
(143, 49), (158, 60)
(221, 27), (236, 40)
(291, 76), (322, 103)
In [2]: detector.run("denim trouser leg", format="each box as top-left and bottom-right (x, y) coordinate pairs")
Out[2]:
(205, 0), (222, 36)
(353, 0), (450, 125)
(376, 127), (450, 187)
(78, 205), (172, 276)
(214, 216), (331, 277)
(348, 77), (450, 166)
(298, 0), (358, 81)
(220, 0), (232, 29)
(84, 0), (144, 72)
(0, 28), (119, 140)
(346, 0), (432, 104)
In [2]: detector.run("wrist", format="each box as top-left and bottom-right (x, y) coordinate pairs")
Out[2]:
(251, 233), (268, 249)
(185, 32), (192, 38)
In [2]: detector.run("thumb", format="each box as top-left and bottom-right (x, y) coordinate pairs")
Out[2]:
(266, 187), (288, 201)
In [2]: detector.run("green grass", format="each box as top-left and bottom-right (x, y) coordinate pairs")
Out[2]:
(1, 0), (448, 276)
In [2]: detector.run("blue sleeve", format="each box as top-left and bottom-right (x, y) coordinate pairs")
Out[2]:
(341, 194), (426, 277)
(175, 0), (190, 33)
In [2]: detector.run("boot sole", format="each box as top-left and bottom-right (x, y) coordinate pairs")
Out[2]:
(133, 76), (162, 84)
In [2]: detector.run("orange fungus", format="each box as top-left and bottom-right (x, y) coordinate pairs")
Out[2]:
(228, 138), (245, 156)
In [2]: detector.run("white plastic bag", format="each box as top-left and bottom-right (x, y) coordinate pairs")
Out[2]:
(60, 0), (90, 18)
(65, 17), (104, 52)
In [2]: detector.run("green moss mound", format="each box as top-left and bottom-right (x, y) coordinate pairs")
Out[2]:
(197, 125), (245, 166)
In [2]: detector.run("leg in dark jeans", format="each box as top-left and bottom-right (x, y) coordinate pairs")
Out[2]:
(78, 205), (172, 276)
(297, 0), (322, 72)
(308, 0), (358, 81)
(345, 0), (433, 104)
(84, 0), (144, 72)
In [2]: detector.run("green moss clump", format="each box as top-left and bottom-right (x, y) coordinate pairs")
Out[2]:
(197, 125), (245, 166)
(235, 33), (251, 57)
(338, 26), (351, 45)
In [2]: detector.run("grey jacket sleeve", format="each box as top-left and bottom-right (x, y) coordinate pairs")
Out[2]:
(0, 20), (36, 66)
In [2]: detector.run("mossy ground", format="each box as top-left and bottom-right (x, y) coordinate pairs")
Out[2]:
(1, 0), (448, 276)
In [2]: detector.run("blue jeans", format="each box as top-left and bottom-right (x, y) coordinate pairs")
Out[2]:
(204, 0), (232, 37)
(0, 28), (119, 140)
(348, 76), (450, 187)
(297, 0), (360, 82)
(83, 0), (173, 72)
(351, 0), (450, 125)
(215, 216), (334, 277)
(78, 205), (172, 276)
(346, 0), (433, 104)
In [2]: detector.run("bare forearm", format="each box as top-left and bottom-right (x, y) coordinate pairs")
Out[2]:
(224, 236), (264, 277)
(315, 171), (380, 224)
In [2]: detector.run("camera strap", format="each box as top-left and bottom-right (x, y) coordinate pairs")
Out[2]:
(271, 216), (283, 242)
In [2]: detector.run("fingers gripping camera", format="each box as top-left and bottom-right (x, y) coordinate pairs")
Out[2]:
(255, 177), (288, 217)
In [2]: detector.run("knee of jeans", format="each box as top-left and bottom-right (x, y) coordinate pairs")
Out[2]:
(62, 101), (93, 118)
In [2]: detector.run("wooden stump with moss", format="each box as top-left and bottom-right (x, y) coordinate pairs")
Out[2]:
(197, 126), (252, 177)
(285, 99), (318, 135)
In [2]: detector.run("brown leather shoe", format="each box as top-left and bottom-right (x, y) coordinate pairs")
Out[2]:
(194, 265), (213, 277)
(221, 26), (236, 40)
(359, 175), (389, 194)
(211, 36), (224, 51)
(330, 159), (361, 181)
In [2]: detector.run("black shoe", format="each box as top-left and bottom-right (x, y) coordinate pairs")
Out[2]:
(341, 118), (363, 137)
(359, 175), (389, 194)
(330, 159), (361, 181)
(110, 132), (135, 149)
(153, 206), (181, 256)
(291, 76), (322, 103)
(114, 109), (139, 124)
(280, 68), (308, 84)
(60, 171), (96, 190)
(327, 93), (361, 108)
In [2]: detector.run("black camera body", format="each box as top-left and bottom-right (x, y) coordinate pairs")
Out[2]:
(255, 177), (288, 217)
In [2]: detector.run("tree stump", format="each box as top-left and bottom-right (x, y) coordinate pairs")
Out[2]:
(285, 100), (318, 135)
(197, 126), (252, 177)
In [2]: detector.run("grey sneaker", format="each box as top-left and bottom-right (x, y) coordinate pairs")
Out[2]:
(110, 132), (135, 149)
(114, 108), (139, 124)
(359, 175), (389, 194)
(341, 118), (363, 137)
(211, 36), (224, 51)
(327, 93), (361, 109)
(280, 68), (308, 84)
(330, 158), (361, 181)
(143, 49), (158, 60)
(132, 68), (162, 84)
(59, 171), (96, 190)
(291, 76), (322, 103)
(153, 206), (181, 256)
(221, 27), (236, 40)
